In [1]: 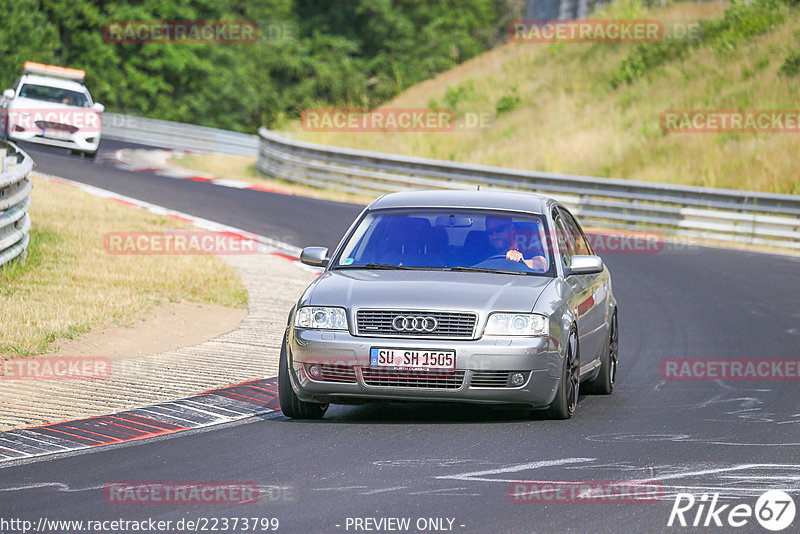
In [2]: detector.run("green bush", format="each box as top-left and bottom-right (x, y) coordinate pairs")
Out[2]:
(443, 80), (478, 112)
(495, 86), (520, 114)
(779, 50), (800, 76)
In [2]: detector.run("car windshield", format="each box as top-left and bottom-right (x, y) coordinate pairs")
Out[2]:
(18, 84), (90, 107)
(334, 209), (554, 275)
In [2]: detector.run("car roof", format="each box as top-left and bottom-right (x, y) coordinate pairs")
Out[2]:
(19, 74), (88, 93)
(368, 190), (552, 215)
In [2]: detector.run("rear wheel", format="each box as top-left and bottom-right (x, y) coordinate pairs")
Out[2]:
(544, 327), (580, 420)
(278, 330), (328, 419)
(585, 309), (618, 394)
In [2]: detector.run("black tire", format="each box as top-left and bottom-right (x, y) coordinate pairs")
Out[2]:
(278, 330), (328, 419)
(73, 148), (98, 159)
(584, 309), (618, 395)
(544, 326), (580, 420)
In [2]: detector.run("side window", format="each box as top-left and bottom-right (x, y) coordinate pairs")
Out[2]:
(560, 209), (593, 256)
(552, 210), (576, 267)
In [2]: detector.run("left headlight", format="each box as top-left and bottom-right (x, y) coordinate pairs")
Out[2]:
(294, 306), (348, 330)
(484, 313), (549, 336)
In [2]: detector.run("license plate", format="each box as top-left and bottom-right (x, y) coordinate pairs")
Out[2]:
(43, 128), (71, 140)
(370, 348), (455, 371)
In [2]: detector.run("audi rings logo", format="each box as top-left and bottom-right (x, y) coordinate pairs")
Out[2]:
(392, 315), (438, 332)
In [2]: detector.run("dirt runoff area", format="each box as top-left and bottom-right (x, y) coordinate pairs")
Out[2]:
(48, 301), (247, 359)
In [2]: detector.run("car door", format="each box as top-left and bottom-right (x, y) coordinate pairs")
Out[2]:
(553, 209), (593, 361)
(558, 207), (609, 365)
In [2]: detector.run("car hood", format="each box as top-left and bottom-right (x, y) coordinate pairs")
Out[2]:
(304, 269), (554, 314)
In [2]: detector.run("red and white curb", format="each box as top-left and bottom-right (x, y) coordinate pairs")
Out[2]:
(110, 148), (286, 194)
(0, 378), (280, 464)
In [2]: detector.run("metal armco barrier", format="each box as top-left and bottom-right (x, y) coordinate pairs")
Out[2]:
(257, 128), (800, 251)
(102, 113), (259, 156)
(0, 141), (33, 267)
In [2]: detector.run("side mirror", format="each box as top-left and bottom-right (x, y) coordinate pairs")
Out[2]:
(568, 255), (603, 275)
(300, 246), (329, 267)
(93, 102), (105, 112)
(3, 89), (14, 100)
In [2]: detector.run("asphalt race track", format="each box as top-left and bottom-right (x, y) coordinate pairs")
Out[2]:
(25, 139), (365, 251)
(2, 141), (799, 533)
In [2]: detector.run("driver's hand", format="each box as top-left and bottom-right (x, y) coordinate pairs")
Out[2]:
(506, 250), (523, 262)
(529, 255), (547, 271)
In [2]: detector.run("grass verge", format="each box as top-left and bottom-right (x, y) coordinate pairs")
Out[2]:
(283, 0), (800, 195)
(0, 174), (248, 357)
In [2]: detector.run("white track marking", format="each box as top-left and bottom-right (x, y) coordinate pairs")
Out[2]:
(436, 458), (595, 482)
(360, 486), (407, 495)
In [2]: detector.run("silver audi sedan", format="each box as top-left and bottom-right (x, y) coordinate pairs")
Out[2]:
(279, 190), (618, 420)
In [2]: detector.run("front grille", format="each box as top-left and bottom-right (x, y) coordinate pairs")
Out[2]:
(317, 364), (357, 383)
(470, 371), (512, 388)
(356, 310), (477, 338)
(35, 121), (78, 133)
(361, 368), (465, 389)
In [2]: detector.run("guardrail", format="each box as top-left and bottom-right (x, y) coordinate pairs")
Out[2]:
(102, 113), (259, 156)
(0, 141), (33, 268)
(257, 128), (800, 251)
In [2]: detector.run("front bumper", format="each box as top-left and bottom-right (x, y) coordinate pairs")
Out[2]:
(8, 129), (100, 152)
(288, 328), (564, 408)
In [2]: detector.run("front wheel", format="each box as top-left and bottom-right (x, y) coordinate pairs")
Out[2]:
(584, 309), (618, 395)
(543, 327), (580, 420)
(278, 330), (328, 419)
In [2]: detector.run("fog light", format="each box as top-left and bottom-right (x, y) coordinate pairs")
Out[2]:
(307, 364), (320, 378)
(511, 372), (525, 386)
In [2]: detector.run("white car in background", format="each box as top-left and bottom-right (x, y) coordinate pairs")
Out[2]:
(1, 62), (104, 158)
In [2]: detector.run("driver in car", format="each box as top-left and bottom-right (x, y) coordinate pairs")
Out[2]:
(485, 216), (548, 271)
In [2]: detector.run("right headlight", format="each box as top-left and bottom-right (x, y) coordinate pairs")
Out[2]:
(484, 313), (549, 336)
(294, 306), (348, 330)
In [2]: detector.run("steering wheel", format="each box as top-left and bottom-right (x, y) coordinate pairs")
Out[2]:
(472, 254), (530, 272)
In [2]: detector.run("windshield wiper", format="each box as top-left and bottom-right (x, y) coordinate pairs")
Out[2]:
(445, 266), (529, 275)
(336, 263), (414, 270)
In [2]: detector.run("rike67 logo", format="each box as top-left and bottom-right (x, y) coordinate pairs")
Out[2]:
(668, 490), (796, 531)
